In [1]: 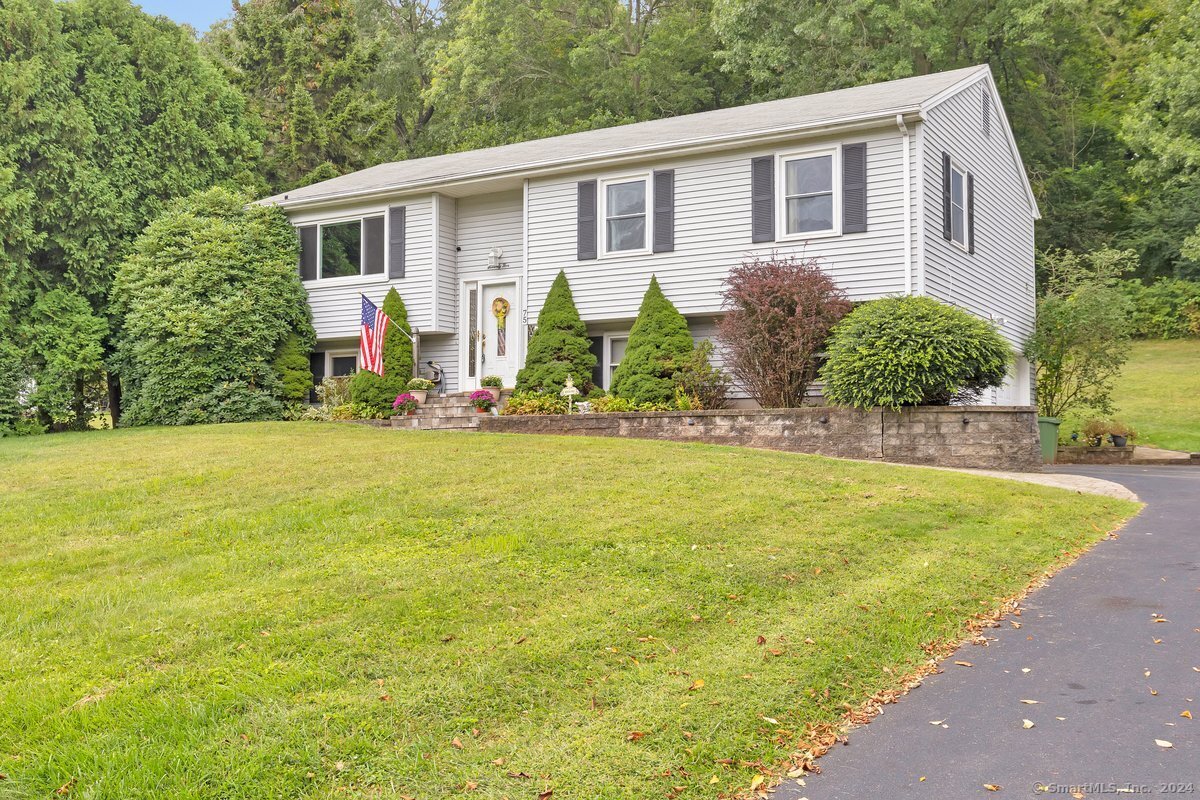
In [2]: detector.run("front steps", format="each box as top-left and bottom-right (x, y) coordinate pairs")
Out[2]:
(390, 391), (509, 431)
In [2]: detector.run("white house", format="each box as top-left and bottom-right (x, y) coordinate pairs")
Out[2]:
(262, 64), (1037, 405)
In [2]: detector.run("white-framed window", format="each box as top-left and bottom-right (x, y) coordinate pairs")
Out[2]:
(601, 175), (650, 254)
(299, 215), (385, 282)
(777, 146), (840, 239)
(327, 350), (359, 377)
(603, 333), (629, 388)
(949, 160), (968, 249)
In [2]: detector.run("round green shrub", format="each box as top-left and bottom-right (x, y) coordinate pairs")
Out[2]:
(272, 332), (314, 403)
(517, 270), (596, 395)
(111, 188), (315, 426)
(820, 296), (1012, 410)
(349, 287), (414, 412)
(611, 276), (694, 406)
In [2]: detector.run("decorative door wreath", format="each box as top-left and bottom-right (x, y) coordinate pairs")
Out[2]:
(491, 297), (510, 357)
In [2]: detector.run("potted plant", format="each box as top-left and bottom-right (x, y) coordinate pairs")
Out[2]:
(1108, 420), (1137, 448)
(1081, 418), (1109, 447)
(392, 392), (419, 416)
(469, 389), (496, 413)
(480, 375), (503, 402)
(406, 377), (435, 404)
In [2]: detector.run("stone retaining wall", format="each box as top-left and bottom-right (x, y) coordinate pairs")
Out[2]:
(480, 406), (1042, 471)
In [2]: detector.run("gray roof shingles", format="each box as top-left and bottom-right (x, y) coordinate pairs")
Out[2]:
(262, 65), (985, 207)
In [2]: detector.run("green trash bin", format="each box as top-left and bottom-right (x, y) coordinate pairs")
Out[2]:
(1037, 417), (1061, 463)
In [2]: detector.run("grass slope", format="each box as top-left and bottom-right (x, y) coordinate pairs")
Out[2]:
(0, 424), (1136, 799)
(1113, 339), (1200, 452)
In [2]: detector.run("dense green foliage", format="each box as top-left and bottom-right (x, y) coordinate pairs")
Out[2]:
(349, 288), (414, 412)
(516, 271), (596, 395)
(1024, 249), (1133, 419)
(111, 188), (314, 426)
(611, 277), (695, 406)
(1118, 278), (1200, 338)
(822, 297), (1013, 410)
(0, 340), (32, 436)
(272, 333), (315, 404)
(24, 289), (109, 430)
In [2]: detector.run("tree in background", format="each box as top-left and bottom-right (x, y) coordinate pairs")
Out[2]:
(0, 340), (33, 436)
(821, 296), (1012, 410)
(718, 254), (851, 408)
(111, 188), (314, 426)
(517, 271), (596, 395)
(0, 0), (260, 423)
(349, 287), (414, 411)
(611, 277), (694, 406)
(24, 290), (109, 430)
(1024, 248), (1134, 419)
(207, 0), (394, 192)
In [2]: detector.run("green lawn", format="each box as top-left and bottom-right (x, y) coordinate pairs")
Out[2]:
(0, 424), (1136, 799)
(1112, 339), (1200, 451)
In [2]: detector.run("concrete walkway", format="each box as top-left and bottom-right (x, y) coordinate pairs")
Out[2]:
(777, 466), (1199, 799)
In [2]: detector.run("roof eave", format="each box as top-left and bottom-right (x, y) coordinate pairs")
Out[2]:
(262, 108), (926, 212)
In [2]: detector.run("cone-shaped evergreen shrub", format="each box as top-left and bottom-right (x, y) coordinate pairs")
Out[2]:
(272, 332), (313, 403)
(350, 288), (414, 411)
(516, 271), (596, 394)
(611, 277), (694, 405)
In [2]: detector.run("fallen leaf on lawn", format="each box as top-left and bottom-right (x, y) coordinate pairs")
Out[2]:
(491, 757), (506, 766)
(537, 790), (553, 800)
(709, 775), (719, 784)
(463, 781), (478, 791)
(515, 635), (527, 645)
(1155, 739), (1173, 748)
(1020, 699), (1040, 705)
(762, 717), (779, 725)
(334, 761), (346, 772)
(688, 679), (704, 691)
(756, 635), (767, 645)
(441, 634), (455, 642)
(627, 731), (645, 741)
(768, 648), (784, 656)
(1023, 719), (1035, 729)
(56, 780), (76, 796)
(451, 737), (464, 750)
(954, 661), (973, 668)
(378, 694), (391, 702)
(804, 637), (815, 645)
(506, 771), (532, 779)
(984, 784), (1002, 791)
(1181, 710), (1193, 719)
(749, 775), (764, 791)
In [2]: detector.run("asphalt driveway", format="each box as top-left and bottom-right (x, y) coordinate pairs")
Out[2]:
(777, 466), (1199, 799)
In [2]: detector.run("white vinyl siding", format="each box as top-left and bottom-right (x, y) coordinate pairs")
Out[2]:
(919, 80), (1035, 350)
(435, 194), (458, 333)
(455, 190), (524, 275)
(301, 197), (434, 341)
(527, 130), (911, 321)
(418, 333), (459, 393)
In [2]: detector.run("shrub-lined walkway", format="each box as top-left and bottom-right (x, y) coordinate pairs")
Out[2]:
(0, 424), (1136, 798)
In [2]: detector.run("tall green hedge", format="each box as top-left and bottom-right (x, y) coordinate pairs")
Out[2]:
(273, 332), (314, 404)
(611, 277), (694, 405)
(516, 271), (596, 394)
(349, 287), (414, 411)
(820, 296), (1012, 410)
(111, 188), (315, 426)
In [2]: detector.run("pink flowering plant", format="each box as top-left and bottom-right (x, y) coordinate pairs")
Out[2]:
(392, 392), (419, 414)
(469, 389), (496, 411)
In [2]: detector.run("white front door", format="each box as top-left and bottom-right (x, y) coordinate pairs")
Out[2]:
(469, 281), (519, 390)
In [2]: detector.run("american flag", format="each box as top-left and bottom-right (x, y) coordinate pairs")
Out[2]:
(359, 294), (391, 375)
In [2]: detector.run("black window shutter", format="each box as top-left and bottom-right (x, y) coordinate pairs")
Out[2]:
(388, 206), (406, 279)
(941, 152), (952, 241)
(966, 172), (975, 254)
(842, 143), (867, 233)
(364, 216), (385, 274)
(308, 352), (325, 403)
(298, 225), (317, 281)
(750, 156), (774, 243)
(652, 169), (675, 253)
(577, 180), (597, 260)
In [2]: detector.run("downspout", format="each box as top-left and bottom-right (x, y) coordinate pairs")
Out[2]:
(521, 178), (530, 370)
(897, 114), (913, 295)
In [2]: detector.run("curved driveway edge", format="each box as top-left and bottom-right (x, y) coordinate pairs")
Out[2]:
(776, 465), (1196, 799)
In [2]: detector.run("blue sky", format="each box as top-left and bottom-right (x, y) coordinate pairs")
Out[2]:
(138, 0), (233, 32)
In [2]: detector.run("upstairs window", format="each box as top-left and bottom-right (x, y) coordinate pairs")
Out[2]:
(949, 162), (967, 248)
(603, 178), (648, 253)
(298, 216), (385, 281)
(778, 147), (839, 238)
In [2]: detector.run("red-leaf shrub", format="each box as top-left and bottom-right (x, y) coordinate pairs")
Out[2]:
(718, 255), (851, 408)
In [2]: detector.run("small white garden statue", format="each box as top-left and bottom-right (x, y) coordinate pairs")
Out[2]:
(560, 373), (581, 413)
